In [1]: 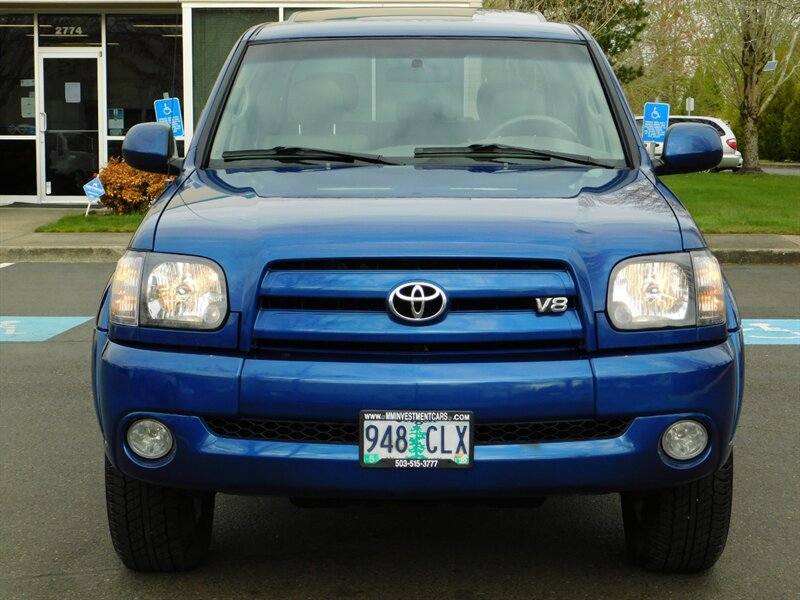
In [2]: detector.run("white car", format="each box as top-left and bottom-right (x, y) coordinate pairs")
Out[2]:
(636, 115), (742, 171)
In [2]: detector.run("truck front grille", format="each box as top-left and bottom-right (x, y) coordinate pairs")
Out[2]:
(251, 257), (584, 358)
(203, 417), (632, 445)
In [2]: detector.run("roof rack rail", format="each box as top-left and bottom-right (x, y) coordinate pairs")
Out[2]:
(286, 8), (547, 24)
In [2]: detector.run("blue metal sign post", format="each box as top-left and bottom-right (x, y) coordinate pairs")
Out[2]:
(154, 97), (184, 138)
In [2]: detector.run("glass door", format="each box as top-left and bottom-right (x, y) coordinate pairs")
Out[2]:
(37, 48), (105, 202)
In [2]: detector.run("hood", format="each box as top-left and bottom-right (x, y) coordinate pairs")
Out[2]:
(144, 166), (683, 312)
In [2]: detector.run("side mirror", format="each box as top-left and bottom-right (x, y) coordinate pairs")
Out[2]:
(654, 123), (722, 175)
(122, 123), (181, 174)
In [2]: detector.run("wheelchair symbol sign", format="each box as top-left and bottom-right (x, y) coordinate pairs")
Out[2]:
(642, 102), (670, 143)
(153, 97), (184, 137)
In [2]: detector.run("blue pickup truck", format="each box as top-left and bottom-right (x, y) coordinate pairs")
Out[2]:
(94, 8), (744, 573)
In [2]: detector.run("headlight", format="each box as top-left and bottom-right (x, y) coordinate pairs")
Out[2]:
(110, 251), (228, 329)
(607, 251), (724, 330)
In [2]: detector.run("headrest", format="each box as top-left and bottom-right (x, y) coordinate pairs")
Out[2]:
(396, 99), (445, 122)
(286, 73), (359, 124)
(320, 72), (359, 110)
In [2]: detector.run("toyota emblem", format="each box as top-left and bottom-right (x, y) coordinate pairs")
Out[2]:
(388, 282), (447, 324)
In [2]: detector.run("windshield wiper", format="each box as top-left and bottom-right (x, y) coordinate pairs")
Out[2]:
(221, 146), (399, 165)
(414, 143), (615, 169)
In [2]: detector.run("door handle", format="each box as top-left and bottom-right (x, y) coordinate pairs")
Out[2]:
(40, 112), (47, 132)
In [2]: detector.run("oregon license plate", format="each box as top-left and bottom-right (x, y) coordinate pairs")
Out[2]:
(359, 410), (473, 468)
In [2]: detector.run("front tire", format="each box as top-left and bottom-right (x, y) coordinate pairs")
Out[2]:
(621, 451), (733, 573)
(104, 457), (215, 572)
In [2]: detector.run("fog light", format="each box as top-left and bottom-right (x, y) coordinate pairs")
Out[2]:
(127, 419), (173, 460)
(661, 420), (708, 461)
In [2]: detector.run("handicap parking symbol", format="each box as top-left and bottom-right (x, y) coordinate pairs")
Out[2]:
(154, 97), (184, 137)
(0, 316), (93, 342)
(741, 319), (800, 345)
(642, 102), (670, 143)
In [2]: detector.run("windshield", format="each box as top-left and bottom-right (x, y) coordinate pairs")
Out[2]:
(209, 38), (627, 167)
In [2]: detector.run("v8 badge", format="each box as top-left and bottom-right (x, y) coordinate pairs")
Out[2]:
(535, 297), (569, 313)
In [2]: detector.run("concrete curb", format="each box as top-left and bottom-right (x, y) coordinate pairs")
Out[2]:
(0, 246), (128, 263)
(1, 245), (798, 265)
(711, 248), (800, 265)
(761, 163), (800, 169)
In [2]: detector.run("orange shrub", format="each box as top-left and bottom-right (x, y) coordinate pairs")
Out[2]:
(98, 157), (172, 215)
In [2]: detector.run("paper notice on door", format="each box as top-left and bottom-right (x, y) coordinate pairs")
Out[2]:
(21, 97), (35, 119)
(108, 108), (124, 134)
(65, 82), (81, 103)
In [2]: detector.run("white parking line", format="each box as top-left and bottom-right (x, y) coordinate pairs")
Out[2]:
(0, 263), (14, 269)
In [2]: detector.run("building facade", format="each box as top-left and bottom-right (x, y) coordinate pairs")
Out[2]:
(0, 0), (479, 204)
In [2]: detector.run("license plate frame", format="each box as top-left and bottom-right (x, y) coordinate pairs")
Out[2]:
(359, 410), (474, 469)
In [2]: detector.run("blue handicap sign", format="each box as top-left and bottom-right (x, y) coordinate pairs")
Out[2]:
(83, 176), (105, 200)
(642, 102), (670, 143)
(154, 97), (184, 137)
(741, 319), (800, 345)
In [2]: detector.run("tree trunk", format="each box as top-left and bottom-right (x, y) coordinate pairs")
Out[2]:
(739, 111), (762, 173)
(737, 3), (766, 174)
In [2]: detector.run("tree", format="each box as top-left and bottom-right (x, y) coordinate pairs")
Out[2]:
(697, 0), (800, 172)
(486, 1), (650, 83)
(684, 65), (731, 119)
(781, 91), (800, 161)
(407, 424), (427, 459)
(757, 77), (797, 160)
(622, 0), (700, 112)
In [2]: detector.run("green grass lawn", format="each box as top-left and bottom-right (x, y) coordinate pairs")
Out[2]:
(36, 214), (145, 233)
(662, 172), (800, 234)
(33, 173), (799, 234)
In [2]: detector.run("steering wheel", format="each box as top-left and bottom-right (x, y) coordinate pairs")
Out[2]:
(488, 115), (579, 142)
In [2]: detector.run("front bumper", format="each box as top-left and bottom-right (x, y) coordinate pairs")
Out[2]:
(95, 332), (743, 497)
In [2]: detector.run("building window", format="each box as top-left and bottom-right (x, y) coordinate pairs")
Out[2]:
(106, 14), (183, 136)
(38, 14), (101, 47)
(1, 14), (36, 196)
(0, 140), (36, 195)
(191, 8), (278, 121)
(0, 14), (35, 136)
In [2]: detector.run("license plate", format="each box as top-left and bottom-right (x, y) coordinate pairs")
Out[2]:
(359, 410), (473, 468)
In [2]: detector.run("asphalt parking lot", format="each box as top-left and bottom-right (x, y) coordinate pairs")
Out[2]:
(1, 263), (798, 599)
